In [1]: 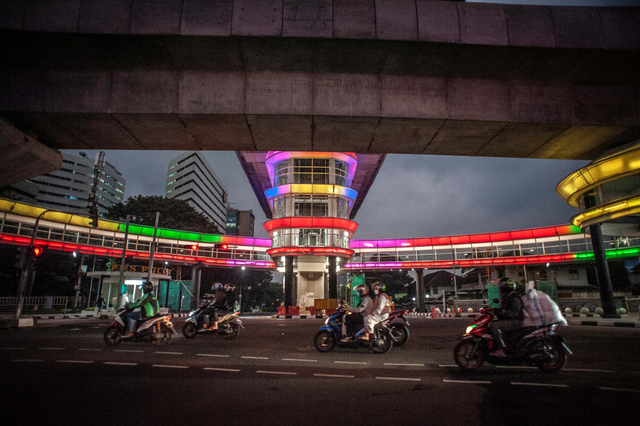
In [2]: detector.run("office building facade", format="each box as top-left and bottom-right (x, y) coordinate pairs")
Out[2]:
(165, 152), (228, 233)
(226, 209), (255, 237)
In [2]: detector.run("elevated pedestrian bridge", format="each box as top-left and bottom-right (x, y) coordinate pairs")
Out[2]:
(2, 199), (640, 272)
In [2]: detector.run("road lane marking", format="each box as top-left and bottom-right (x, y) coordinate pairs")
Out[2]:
(78, 348), (103, 351)
(599, 387), (640, 393)
(204, 367), (241, 372)
(152, 365), (189, 369)
(104, 362), (138, 366)
(1, 347), (25, 350)
(376, 377), (421, 382)
(56, 360), (95, 364)
(443, 379), (491, 385)
(565, 368), (613, 373)
(511, 382), (569, 388)
(38, 347), (65, 350)
(242, 356), (269, 360)
(335, 361), (367, 365)
(69, 328), (81, 331)
(256, 370), (297, 375)
(114, 349), (144, 353)
(438, 365), (458, 368)
(197, 354), (230, 358)
(384, 363), (424, 367)
(314, 373), (355, 378)
(12, 359), (43, 362)
(281, 358), (318, 363)
(155, 351), (183, 355)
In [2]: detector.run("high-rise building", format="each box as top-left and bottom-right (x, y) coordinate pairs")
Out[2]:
(24, 152), (125, 215)
(226, 209), (255, 237)
(165, 152), (228, 233)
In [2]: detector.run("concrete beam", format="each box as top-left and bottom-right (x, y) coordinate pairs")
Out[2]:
(0, 118), (62, 187)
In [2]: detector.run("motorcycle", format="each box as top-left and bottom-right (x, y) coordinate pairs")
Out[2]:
(104, 307), (175, 346)
(182, 302), (242, 340)
(453, 307), (572, 373)
(314, 307), (393, 354)
(380, 310), (410, 346)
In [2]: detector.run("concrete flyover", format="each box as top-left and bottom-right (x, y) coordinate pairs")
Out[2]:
(1, 0), (639, 171)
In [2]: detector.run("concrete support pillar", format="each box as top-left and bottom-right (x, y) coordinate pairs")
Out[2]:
(285, 256), (294, 309)
(415, 268), (426, 313)
(193, 265), (202, 308)
(328, 256), (337, 299)
(588, 223), (620, 318)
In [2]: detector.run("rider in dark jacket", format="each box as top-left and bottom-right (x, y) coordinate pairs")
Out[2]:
(208, 283), (236, 330)
(490, 278), (524, 356)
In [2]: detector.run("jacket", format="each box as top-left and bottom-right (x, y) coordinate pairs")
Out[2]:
(522, 289), (567, 327)
(128, 292), (159, 319)
(496, 291), (524, 321)
(348, 296), (374, 316)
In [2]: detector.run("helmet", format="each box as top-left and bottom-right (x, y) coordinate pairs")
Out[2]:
(212, 282), (223, 292)
(142, 281), (154, 294)
(353, 284), (369, 296)
(224, 283), (235, 292)
(496, 277), (516, 294)
(371, 282), (384, 292)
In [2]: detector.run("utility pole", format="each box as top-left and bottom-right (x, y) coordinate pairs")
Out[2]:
(15, 209), (48, 320)
(87, 151), (105, 228)
(146, 212), (160, 282)
(74, 254), (86, 308)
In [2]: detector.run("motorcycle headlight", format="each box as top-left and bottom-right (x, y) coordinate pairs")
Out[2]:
(324, 318), (330, 325)
(189, 311), (196, 316)
(465, 324), (477, 334)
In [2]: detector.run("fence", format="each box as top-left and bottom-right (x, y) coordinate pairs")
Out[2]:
(0, 296), (69, 317)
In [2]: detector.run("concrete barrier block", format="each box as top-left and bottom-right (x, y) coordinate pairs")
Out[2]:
(130, 0), (182, 35)
(375, 0), (417, 41)
(457, 2), (508, 46)
(599, 7), (640, 50)
(24, 0), (81, 32)
(504, 5), (555, 48)
(178, 71), (245, 114)
(39, 70), (111, 113)
(180, 0), (233, 36)
(573, 85), (638, 126)
(314, 73), (380, 117)
(416, 0), (460, 43)
(111, 70), (178, 113)
(334, 0), (375, 39)
(283, 0), (332, 38)
(381, 76), (446, 119)
(447, 78), (509, 121)
(232, 0), (283, 36)
(246, 72), (313, 115)
(552, 7), (604, 49)
(78, 0), (133, 34)
(509, 80), (573, 124)
(0, 0), (27, 30)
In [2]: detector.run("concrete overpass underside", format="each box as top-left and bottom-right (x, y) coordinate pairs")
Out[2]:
(1, 1), (639, 163)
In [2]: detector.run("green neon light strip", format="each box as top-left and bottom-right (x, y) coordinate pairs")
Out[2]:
(116, 224), (222, 243)
(574, 247), (640, 260)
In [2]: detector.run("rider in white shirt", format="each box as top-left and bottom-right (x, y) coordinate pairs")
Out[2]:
(364, 282), (390, 340)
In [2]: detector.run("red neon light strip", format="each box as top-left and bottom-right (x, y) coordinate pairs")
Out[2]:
(344, 253), (577, 269)
(264, 217), (359, 233)
(267, 246), (354, 257)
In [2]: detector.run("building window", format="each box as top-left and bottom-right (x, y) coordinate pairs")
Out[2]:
(568, 268), (579, 280)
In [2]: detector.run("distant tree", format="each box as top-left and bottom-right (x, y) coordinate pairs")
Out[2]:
(369, 270), (415, 299)
(0, 187), (24, 202)
(105, 195), (221, 234)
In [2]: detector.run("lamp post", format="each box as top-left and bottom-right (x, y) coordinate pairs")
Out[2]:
(15, 209), (48, 319)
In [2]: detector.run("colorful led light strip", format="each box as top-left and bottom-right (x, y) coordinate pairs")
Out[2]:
(264, 184), (358, 201)
(264, 217), (358, 233)
(267, 246), (354, 257)
(265, 152), (358, 187)
(570, 196), (640, 228)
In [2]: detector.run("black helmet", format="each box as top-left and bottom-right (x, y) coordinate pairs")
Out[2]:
(353, 284), (369, 296)
(142, 281), (154, 294)
(496, 278), (516, 294)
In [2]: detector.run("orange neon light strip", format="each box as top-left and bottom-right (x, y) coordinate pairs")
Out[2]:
(264, 217), (359, 233)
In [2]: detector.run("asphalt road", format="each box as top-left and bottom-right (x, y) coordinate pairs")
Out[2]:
(1, 316), (639, 426)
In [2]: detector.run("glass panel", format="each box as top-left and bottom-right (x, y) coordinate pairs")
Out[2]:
(2, 220), (19, 234)
(601, 174), (640, 203)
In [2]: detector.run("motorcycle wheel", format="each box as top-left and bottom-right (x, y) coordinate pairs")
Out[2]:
(536, 340), (567, 373)
(104, 325), (122, 346)
(389, 324), (410, 347)
(182, 322), (197, 339)
(314, 330), (336, 352)
(454, 340), (485, 371)
(371, 331), (393, 354)
(224, 322), (240, 340)
(154, 325), (172, 346)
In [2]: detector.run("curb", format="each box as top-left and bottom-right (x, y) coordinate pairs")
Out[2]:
(568, 320), (640, 328)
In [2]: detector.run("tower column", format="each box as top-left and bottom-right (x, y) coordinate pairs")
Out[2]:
(415, 268), (425, 313)
(588, 223), (620, 318)
(285, 256), (294, 310)
(328, 256), (337, 299)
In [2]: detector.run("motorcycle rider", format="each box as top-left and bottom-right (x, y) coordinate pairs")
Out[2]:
(202, 282), (223, 330)
(366, 282), (391, 337)
(124, 281), (159, 338)
(208, 283), (236, 330)
(341, 284), (374, 342)
(490, 277), (524, 356)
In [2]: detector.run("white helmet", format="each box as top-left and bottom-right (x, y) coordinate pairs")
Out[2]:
(353, 284), (369, 296)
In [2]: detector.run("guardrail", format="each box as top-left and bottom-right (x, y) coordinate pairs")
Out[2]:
(0, 296), (69, 317)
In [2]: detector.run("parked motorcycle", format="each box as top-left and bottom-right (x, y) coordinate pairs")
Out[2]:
(314, 307), (393, 354)
(104, 307), (175, 346)
(380, 310), (410, 346)
(453, 307), (572, 373)
(182, 302), (242, 340)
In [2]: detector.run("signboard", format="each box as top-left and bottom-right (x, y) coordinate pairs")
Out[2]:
(109, 264), (171, 276)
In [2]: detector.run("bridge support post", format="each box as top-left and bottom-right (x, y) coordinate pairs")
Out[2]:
(284, 256), (294, 312)
(415, 268), (426, 313)
(192, 265), (202, 310)
(328, 256), (337, 299)
(588, 223), (620, 318)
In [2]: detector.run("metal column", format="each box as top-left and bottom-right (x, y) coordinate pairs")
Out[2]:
(284, 256), (294, 310)
(415, 268), (426, 313)
(328, 256), (337, 299)
(589, 223), (620, 318)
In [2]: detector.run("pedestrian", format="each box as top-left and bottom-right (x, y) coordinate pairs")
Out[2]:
(96, 296), (105, 316)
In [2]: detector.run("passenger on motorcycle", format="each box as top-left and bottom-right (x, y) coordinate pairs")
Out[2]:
(124, 281), (159, 337)
(490, 277), (524, 356)
(366, 282), (391, 339)
(341, 284), (374, 342)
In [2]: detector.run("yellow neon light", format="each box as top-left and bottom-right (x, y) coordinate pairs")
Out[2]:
(571, 196), (640, 228)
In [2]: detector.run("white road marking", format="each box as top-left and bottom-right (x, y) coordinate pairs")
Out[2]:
(599, 387), (640, 393)
(78, 348), (103, 351)
(155, 351), (182, 355)
(56, 360), (95, 364)
(438, 365), (458, 368)
(256, 370), (297, 375)
(1, 347), (25, 350)
(496, 366), (537, 369)
(204, 367), (241, 372)
(114, 349), (144, 353)
(384, 363), (424, 367)
(12, 359), (43, 362)
(314, 373), (355, 378)
(104, 362), (138, 366)
(281, 358), (318, 363)
(511, 382), (569, 388)
(242, 356), (269, 360)
(565, 368), (613, 373)
(197, 354), (230, 358)
(152, 364), (189, 369)
(91, 326), (102, 329)
(334, 361), (367, 365)
(69, 328), (81, 331)
(38, 347), (65, 350)
(443, 379), (492, 385)
(375, 377), (421, 382)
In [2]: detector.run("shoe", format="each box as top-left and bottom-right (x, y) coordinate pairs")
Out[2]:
(358, 335), (370, 341)
(123, 332), (134, 338)
(492, 349), (507, 357)
(210, 324), (218, 331)
(340, 337), (352, 343)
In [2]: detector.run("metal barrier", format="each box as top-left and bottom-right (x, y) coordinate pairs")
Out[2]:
(0, 296), (69, 317)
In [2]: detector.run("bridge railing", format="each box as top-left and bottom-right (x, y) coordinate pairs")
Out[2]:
(0, 297), (69, 317)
